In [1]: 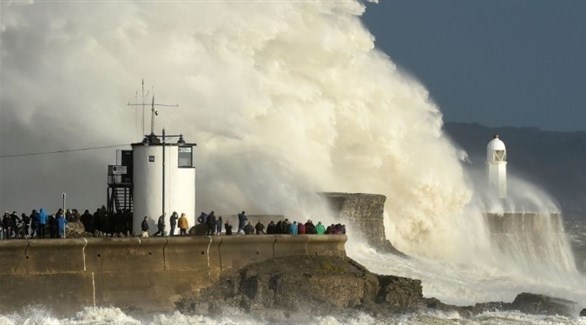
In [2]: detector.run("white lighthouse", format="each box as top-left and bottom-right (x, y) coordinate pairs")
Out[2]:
(487, 134), (507, 198)
(131, 132), (197, 235)
(107, 83), (197, 235)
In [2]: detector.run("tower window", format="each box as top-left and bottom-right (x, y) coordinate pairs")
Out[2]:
(178, 146), (193, 167)
(494, 150), (506, 161)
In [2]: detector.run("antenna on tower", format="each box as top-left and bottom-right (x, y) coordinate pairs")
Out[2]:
(128, 79), (178, 137)
(128, 78), (148, 137)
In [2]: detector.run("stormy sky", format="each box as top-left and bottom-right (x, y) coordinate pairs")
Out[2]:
(362, 0), (586, 132)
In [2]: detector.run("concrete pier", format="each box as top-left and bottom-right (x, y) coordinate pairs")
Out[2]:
(0, 235), (346, 315)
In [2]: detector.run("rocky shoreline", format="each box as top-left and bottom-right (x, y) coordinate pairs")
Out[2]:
(176, 255), (585, 321)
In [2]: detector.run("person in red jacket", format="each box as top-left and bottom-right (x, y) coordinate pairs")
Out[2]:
(297, 222), (306, 234)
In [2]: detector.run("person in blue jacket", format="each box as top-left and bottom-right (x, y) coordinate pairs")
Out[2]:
(38, 208), (48, 238)
(289, 221), (298, 235)
(56, 210), (67, 238)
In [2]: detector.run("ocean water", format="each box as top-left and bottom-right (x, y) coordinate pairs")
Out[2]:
(566, 218), (586, 275)
(0, 304), (585, 325)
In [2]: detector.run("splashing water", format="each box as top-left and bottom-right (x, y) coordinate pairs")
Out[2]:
(0, 0), (472, 262)
(1, 0), (584, 317)
(1, 305), (585, 325)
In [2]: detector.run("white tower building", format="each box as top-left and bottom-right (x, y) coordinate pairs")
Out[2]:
(132, 132), (196, 235)
(486, 134), (507, 198)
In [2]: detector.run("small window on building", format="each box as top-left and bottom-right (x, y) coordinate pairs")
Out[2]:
(494, 150), (506, 161)
(178, 146), (193, 167)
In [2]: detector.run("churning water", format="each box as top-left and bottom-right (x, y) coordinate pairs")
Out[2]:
(1, 1), (585, 323)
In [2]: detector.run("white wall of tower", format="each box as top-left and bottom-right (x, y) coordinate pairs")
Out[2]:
(132, 144), (196, 235)
(488, 162), (507, 198)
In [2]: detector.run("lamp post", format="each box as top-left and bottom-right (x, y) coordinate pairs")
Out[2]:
(61, 193), (66, 215)
(61, 193), (67, 238)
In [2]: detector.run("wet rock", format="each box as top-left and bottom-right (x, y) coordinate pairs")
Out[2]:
(511, 292), (577, 317)
(471, 301), (511, 314)
(580, 308), (586, 316)
(189, 224), (207, 236)
(176, 255), (427, 317)
(175, 256), (580, 319)
(377, 275), (425, 308)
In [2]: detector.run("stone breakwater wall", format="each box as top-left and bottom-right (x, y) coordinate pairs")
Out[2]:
(322, 192), (404, 255)
(322, 193), (386, 246)
(0, 235), (346, 315)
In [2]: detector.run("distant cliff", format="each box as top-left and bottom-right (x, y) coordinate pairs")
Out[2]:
(444, 122), (586, 219)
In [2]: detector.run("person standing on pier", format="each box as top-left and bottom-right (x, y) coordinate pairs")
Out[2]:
(169, 211), (179, 236)
(178, 213), (188, 236)
(153, 213), (166, 237)
(56, 210), (67, 238)
(216, 216), (223, 235)
(206, 211), (216, 235)
(141, 216), (150, 237)
(237, 211), (247, 235)
(38, 208), (48, 238)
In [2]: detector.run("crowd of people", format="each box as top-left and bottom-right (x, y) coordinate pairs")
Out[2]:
(1, 206), (132, 240)
(191, 211), (346, 237)
(1, 207), (346, 240)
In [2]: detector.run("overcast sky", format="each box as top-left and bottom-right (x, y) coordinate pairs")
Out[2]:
(362, 0), (586, 132)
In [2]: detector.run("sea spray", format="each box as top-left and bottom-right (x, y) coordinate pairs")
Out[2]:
(1, 306), (584, 325)
(0, 0), (473, 260)
(1, 0), (584, 312)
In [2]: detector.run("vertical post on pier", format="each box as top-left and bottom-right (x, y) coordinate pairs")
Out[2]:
(61, 192), (67, 238)
(162, 129), (166, 221)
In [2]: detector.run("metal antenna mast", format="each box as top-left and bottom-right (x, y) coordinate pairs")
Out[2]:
(149, 88), (178, 135)
(128, 80), (178, 136)
(128, 79), (150, 137)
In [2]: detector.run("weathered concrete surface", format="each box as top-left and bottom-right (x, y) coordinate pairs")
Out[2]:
(0, 235), (346, 316)
(322, 192), (404, 255)
(219, 235), (276, 272)
(0, 273), (94, 311)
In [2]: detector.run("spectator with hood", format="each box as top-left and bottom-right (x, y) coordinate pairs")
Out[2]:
(289, 221), (298, 235)
(169, 211), (179, 236)
(141, 216), (150, 237)
(316, 221), (326, 235)
(153, 213), (166, 237)
(206, 211), (216, 235)
(178, 213), (189, 236)
(38, 208), (48, 238)
(237, 211), (247, 234)
(56, 210), (67, 238)
(255, 220), (265, 235)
